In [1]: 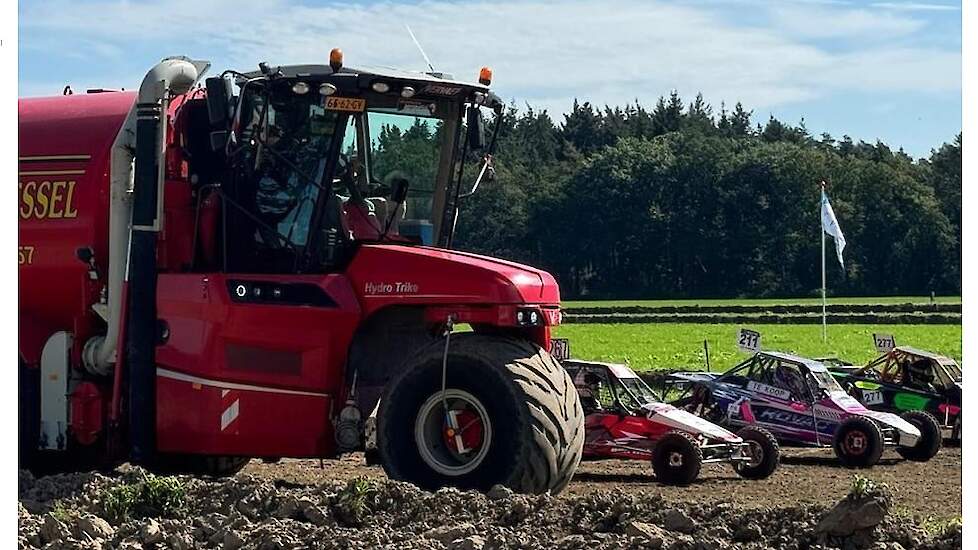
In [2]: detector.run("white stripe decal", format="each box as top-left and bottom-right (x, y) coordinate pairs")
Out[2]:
(156, 368), (328, 398)
(221, 399), (240, 431)
(221, 389), (229, 398)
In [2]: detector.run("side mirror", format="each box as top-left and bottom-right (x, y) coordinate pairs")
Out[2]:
(390, 177), (410, 204)
(205, 77), (232, 128)
(466, 107), (486, 150)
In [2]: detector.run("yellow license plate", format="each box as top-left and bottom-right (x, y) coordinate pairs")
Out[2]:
(325, 97), (365, 112)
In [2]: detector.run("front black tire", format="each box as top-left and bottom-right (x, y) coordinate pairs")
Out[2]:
(377, 335), (584, 495)
(896, 410), (942, 462)
(833, 416), (884, 468)
(733, 426), (780, 479)
(652, 431), (703, 485)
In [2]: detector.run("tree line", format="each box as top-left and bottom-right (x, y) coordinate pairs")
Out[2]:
(381, 92), (962, 299)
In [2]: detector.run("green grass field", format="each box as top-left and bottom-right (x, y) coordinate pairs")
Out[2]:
(552, 323), (962, 372)
(563, 296), (961, 308)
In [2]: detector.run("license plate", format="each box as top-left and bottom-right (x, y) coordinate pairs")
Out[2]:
(325, 97), (365, 112)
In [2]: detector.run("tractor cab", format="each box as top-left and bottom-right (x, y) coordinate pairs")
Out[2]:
(192, 50), (503, 274)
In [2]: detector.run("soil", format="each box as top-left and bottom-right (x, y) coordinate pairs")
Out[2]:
(17, 446), (960, 549)
(244, 446), (961, 520)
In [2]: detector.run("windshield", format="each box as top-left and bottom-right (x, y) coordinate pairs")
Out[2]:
(808, 368), (845, 396)
(619, 377), (659, 407)
(240, 86), (340, 248)
(340, 108), (445, 244)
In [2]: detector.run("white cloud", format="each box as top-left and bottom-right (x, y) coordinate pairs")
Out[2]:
(19, 0), (960, 115)
(870, 2), (959, 11)
(770, 4), (924, 38)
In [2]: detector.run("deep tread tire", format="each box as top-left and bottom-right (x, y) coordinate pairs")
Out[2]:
(377, 334), (584, 495)
(733, 426), (780, 479)
(833, 416), (884, 468)
(896, 410), (942, 462)
(146, 455), (250, 477)
(651, 430), (703, 485)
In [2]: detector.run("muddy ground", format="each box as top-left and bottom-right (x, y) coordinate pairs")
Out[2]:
(244, 446), (961, 520)
(18, 446), (960, 549)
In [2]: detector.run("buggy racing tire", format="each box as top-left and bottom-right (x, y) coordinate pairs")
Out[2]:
(896, 410), (942, 462)
(733, 426), (780, 480)
(377, 334), (584, 495)
(833, 416), (884, 468)
(951, 415), (961, 442)
(652, 431), (703, 485)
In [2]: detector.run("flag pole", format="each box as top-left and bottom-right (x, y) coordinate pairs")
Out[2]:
(820, 180), (827, 343)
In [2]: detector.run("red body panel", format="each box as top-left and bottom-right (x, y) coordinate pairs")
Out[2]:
(347, 244), (560, 313)
(18, 92), (136, 363)
(583, 412), (673, 461)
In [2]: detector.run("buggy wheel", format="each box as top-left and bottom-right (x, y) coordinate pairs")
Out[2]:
(896, 410), (942, 462)
(652, 431), (702, 485)
(951, 415), (961, 442)
(377, 335), (584, 495)
(733, 426), (780, 479)
(833, 416), (884, 468)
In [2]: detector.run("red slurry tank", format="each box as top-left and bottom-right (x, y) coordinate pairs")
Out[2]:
(19, 91), (136, 364)
(18, 55), (582, 494)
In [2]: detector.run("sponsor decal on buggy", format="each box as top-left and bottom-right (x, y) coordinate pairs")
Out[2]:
(364, 281), (419, 295)
(747, 381), (791, 400)
(893, 393), (930, 411)
(813, 405), (843, 421)
(854, 381), (882, 391)
(757, 408), (833, 432)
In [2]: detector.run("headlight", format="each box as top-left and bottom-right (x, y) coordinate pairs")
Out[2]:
(371, 81), (390, 93)
(319, 83), (337, 96)
(516, 308), (544, 326)
(292, 81), (310, 94)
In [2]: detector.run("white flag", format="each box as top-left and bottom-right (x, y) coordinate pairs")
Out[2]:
(821, 190), (846, 269)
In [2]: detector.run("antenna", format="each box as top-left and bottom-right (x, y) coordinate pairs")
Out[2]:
(405, 24), (435, 73)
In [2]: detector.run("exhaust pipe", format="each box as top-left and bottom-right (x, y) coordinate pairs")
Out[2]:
(127, 57), (204, 462)
(83, 58), (207, 376)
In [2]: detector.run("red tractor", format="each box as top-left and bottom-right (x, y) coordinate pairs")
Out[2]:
(18, 52), (584, 494)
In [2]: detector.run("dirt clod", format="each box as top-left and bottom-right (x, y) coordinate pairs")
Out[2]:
(17, 446), (961, 550)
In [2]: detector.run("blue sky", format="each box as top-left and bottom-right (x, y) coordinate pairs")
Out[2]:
(19, 0), (960, 158)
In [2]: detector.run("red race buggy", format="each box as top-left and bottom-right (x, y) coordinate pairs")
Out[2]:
(563, 359), (780, 485)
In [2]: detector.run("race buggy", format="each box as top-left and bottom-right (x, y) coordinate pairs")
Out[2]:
(563, 359), (780, 485)
(664, 351), (941, 468)
(829, 346), (961, 441)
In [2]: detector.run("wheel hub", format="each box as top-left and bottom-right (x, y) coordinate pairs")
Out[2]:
(744, 441), (764, 467)
(844, 431), (867, 455)
(415, 389), (492, 476)
(668, 451), (684, 467)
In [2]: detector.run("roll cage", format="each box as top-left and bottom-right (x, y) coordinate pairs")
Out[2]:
(858, 347), (961, 391)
